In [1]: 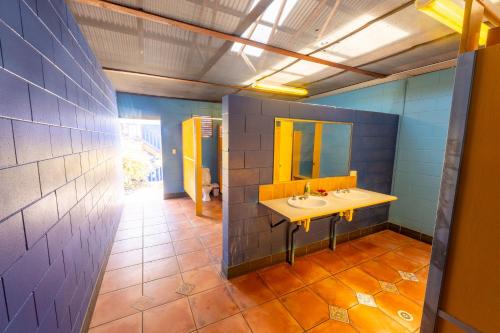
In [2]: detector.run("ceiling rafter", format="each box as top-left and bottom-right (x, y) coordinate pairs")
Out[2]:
(71, 0), (386, 78)
(308, 32), (458, 88)
(75, 15), (213, 51)
(196, 0), (274, 79)
(252, 0), (415, 86)
(103, 67), (279, 95)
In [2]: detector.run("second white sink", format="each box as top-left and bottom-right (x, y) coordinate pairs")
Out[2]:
(331, 189), (369, 200)
(288, 196), (328, 209)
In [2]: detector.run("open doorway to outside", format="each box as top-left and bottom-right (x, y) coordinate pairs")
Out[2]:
(120, 118), (163, 201)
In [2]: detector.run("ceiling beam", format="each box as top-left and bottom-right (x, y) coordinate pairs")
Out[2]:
(103, 67), (267, 94)
(196, 0), (274, 79)
(254, 0), (415, 85)
(308, 33), (458, 87)
(71, 0), (386, 78)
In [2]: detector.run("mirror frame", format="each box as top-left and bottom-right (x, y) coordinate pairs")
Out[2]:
(273, 117), (353, 184)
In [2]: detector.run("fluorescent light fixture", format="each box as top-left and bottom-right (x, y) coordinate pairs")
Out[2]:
(416, 0), (489, 45)
(325, 20), (410, 59)
(231, 24), (272, 57)
(285, 60), (329, 75)
(252, 82), (308, 96)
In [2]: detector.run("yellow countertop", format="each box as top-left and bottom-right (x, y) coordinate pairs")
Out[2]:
(259, 188), (397, 222)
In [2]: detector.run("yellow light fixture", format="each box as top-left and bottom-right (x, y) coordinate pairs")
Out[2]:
(251, 82), (308, 97)
(417, 0), (489, 45)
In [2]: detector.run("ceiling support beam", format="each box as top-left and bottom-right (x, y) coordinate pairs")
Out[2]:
(103, 67), (265, 94)
(196, 0), (274, 79)
(71, 0), (386, 78)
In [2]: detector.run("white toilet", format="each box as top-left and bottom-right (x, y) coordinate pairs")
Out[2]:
(201, 168), (219, 202)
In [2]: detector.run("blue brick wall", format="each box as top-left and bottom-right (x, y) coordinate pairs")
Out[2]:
(310, 69), (455, 236)
(0, 1), (122, 333)
(222, 95), (398, 269)
(117, 92), (222, 196)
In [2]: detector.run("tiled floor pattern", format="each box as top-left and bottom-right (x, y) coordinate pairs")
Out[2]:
(89, 193), (431, 333)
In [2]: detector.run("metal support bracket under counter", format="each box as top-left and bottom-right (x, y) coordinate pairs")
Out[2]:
(261, 188), (398, 265)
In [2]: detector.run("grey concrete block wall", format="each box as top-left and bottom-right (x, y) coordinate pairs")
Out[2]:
(222, 95), (398, 272)
(0, 1), (122, 333)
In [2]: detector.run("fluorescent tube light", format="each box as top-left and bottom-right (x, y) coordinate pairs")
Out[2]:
(416, 0), (489, 45)
(251, 82), (308, 96)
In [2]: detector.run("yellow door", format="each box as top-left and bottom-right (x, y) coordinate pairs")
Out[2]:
(182, 118), (202, 216)
(274, 120), (293, 182)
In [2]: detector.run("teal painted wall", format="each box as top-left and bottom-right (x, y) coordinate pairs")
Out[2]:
(117, 93), (222, 195)
(310, 68), (456, 236)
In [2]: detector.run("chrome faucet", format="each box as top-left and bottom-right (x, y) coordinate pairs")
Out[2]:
(336, 188), (350, 194)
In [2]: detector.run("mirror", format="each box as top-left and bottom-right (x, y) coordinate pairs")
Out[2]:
(273, 118), (352, 183)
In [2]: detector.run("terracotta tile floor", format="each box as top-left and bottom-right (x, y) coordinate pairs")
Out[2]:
(88, 194), (431, 333)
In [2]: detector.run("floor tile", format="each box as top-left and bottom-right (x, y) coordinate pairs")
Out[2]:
(143, 298), (196, 333)
(90, 285), (142, 327)
(144, 224), (169, 236)
(289, 257), (330, 284)
(242, 299), (303, 333)
(106, 249), (143, 271)
(170, 228), (199, 241)
(88, 313), (142, 333)
(199, 232), (222, 248)
(349, 304), (408, 333)
(358, 259), (402, 283)
(143, 243), (175, 262)
(206, 245), (222, 263)
(198, 313), (251, 333)
(165, 213), (188, 223)
(143, 232), (171, 247)
(335, 243), (373, 265)
(226, 272), (275, 311)
(336, 267), (382, 295)
(350, 237), (389, 257)
(112, 237), (143, 254)
(143, 257), (179, 282)
(115, 227), (143, 241)
(177, 249), (212, 272)
(308, 249), (351, 274)
(168, 221), (195, 231)
(173, 237), (204, 255)
(181, 265), (224, 294)
(393, 246), (431, 266)
(189, 286), (239, 328)
(258, 264), (304, 296)
(363, 233), (403, 251)
(375, 252), (423, 273)
(143, 274), (185, 308)
(100, 264), (142, 294)
(375, 292), (422, 331)
(143, 217), (166, 226)
(396, 279), (426, 305)
(308, 319), (358, 333)
(378, 230), (414, 247)
(280, 287), (329, 330)
(309, 277), (358, 309)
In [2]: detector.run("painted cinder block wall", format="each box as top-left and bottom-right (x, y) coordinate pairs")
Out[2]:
(117, 92), (222, 197)
(310, 69), (455, 236)
(221, 95), (398, 272)
(0, 1), (122, 332)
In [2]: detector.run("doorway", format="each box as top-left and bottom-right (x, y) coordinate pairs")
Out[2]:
(120, 118), (163, 200)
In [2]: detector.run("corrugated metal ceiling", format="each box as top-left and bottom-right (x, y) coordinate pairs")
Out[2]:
(67, 0), (471, 102)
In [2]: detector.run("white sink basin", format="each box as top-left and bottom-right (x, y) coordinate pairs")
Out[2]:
(331, 189), (369, 200)
(288, 196), (328, 209)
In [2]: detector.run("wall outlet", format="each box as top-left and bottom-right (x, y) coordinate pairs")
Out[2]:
(172, 148), (177, 155)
